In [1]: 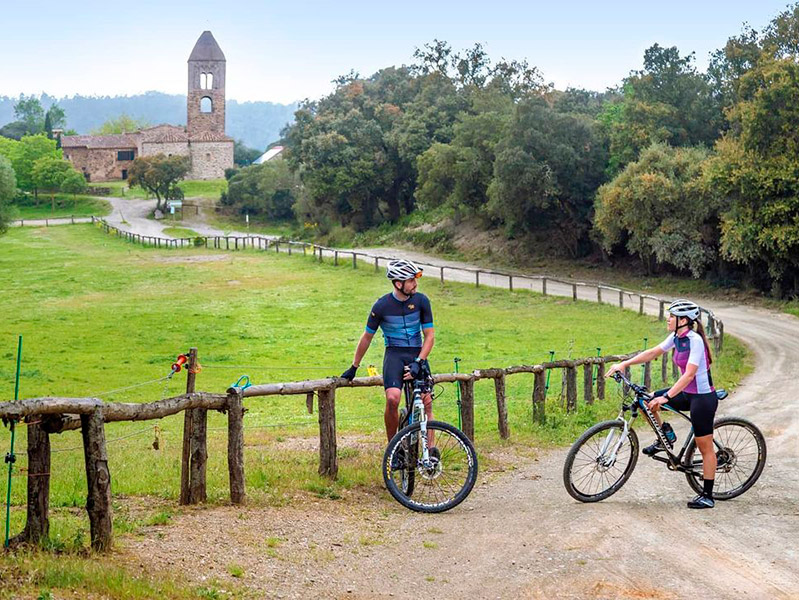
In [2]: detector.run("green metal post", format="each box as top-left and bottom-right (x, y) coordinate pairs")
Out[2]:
(545, 351), (555, 396)
(593, 347), (601, 383)
(453, 357), (462, 429)
(4, 335), (22, 548)
(642, 338), (648, 384)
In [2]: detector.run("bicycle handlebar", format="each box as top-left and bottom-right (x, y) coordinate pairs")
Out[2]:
(610, 371), (651, 398)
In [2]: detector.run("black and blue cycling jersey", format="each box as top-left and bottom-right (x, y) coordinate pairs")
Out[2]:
(365, 292), (434, 348)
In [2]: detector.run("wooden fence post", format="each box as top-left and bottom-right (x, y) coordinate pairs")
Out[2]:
(644, 361), (652, 390)
(494, 374), (509, 439)
(596, 361), (605, 400)
(716, 321), (724, 353)
(661, 352), (668, 383)
(639, 296), (645, 315)
(318, 388), (338, 478)
(440, 266), (445, 284)
(227, 390), (245, 505)
(623, 365), (632, 397)
(572, 284), (577, 301)
(566, 364), (577, 412)
(306, 392), (314, 415)
(81, 410), (112, 551)
(659, 301), (665, 321)
(533, 370), (546, 424)
(458, 379), (475, 441)
(583, 362), (593, 405)
(11, 419), (50, 546)
(334, 250), (338, 266)
(374, 256), (379, 272)
(352, 253), (357, 269)
(475, 271), (480, 288)
(188, 404), (208, 503)
(508, 275), (513, 291)
(619, 290), (624, 308)
(597, 287), (602, 303)
(671, 350), (679, 379)
(542, 277), (547, 296)
(179, 348), (198, 505)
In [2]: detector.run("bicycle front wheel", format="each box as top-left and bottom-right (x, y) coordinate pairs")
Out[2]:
(383, 421), (478, 513)
(563, 420), (639, 502)
(684, 416), (767, 500)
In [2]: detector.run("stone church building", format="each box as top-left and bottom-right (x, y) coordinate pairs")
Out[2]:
(62, 31), (234, 181)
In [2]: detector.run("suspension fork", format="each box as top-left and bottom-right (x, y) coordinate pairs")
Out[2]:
(601, 413), (632, 461)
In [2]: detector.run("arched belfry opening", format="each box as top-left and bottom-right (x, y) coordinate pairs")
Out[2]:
(200, 97), (212, 113)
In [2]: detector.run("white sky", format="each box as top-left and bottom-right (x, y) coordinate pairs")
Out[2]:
(0, 0), (791, 104)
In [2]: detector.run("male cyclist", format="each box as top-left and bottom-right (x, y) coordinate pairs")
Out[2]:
(340, 259), (435, 446)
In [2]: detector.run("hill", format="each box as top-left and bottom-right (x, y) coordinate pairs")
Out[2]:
(0, 92), (297, 151)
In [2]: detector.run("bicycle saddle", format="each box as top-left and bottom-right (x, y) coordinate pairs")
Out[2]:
(716, 389), (728, 401)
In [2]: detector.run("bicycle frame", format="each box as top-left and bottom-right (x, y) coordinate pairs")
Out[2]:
(610, 372), (719, 475)
(401, 375), (435, 466)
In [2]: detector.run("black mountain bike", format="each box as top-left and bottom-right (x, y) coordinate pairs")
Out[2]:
(563, 371), (766, 502)
(382, 369), (478, 513)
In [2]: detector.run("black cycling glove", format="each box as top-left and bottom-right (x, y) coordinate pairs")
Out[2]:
(340, 364), (358, 381)
(408, 358), (430, 379)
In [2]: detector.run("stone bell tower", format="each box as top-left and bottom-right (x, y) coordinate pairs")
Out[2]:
(187, 31), (226, 136)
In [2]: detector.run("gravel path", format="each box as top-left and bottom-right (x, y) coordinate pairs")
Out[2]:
(63, 199), (798, 598)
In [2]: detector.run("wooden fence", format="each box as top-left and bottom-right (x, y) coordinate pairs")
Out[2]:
(0, 218), (726, 552)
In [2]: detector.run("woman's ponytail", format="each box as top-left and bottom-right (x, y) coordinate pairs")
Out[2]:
(695, 320), (713, 365)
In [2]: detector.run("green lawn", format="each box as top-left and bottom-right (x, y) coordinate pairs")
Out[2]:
(11, 195), (112, 220)
(162, 226), (201, 238)
(0, 224), (751, 558)
(102, 179), (227, 200)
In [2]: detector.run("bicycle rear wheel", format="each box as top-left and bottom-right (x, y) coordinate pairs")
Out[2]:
(383, 420), (478, 513)
(563, 420), (639, 502)
(683, 416), (767, 500)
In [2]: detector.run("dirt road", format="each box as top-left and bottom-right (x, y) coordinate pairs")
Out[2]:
(82, 202), (798, 598)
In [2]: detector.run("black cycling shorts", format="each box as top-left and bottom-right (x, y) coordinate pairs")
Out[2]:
(653, 388), (718, 437)
(382, 347), (420, 390)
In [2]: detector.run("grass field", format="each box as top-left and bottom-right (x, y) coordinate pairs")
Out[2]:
(162, 226), (201, 238)
(103, 179), (227, 200)
(0, 224), (751, 565)
(11, 195), (112, 220)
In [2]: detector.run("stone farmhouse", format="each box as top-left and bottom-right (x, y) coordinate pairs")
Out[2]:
(62, 31), (234, 182)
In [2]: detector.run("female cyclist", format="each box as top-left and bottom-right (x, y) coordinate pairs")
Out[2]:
(606, 299), (718, 509)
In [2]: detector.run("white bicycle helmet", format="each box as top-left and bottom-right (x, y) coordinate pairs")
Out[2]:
(667, 299), (700, 321)
(386, 259), (423, 281)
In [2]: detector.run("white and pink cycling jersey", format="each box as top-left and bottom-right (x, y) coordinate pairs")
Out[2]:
(659, 330), (715, 394)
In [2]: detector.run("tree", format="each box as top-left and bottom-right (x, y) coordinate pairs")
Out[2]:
(91, 114), (150, 135)
(60, 169), (88, 211)
(222, 160), (300, 220)
(14, 96), (45, 135)
(487, 98), (608, 256)
(11, 135), (61, 200)
(599, 44), (721, 174)
(703, 57), (799, 296)
(0, 121), (29, 140)
(233, 140), (261, 166)
(594, 143), (715, 276)
(45, 104), (66, 130)
(0, 155), (15, 233)
(128, 154), (191, 212)
(32, 156), (74, 212)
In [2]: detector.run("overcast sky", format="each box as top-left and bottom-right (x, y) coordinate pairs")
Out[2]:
(0, 0), (791, 104)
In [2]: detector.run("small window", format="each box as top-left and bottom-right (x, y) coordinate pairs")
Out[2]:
(200, 72), (213, 90)
(117, 150), (134, 161)
(200, 97), (212, 113)
(200, 73), (207, 89)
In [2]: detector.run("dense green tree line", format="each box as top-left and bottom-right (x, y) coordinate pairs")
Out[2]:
(218, 5), (799, 297)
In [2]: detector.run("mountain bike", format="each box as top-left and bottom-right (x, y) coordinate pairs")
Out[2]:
(563, 371), (766, 502)
(382, 368), (478, 513)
